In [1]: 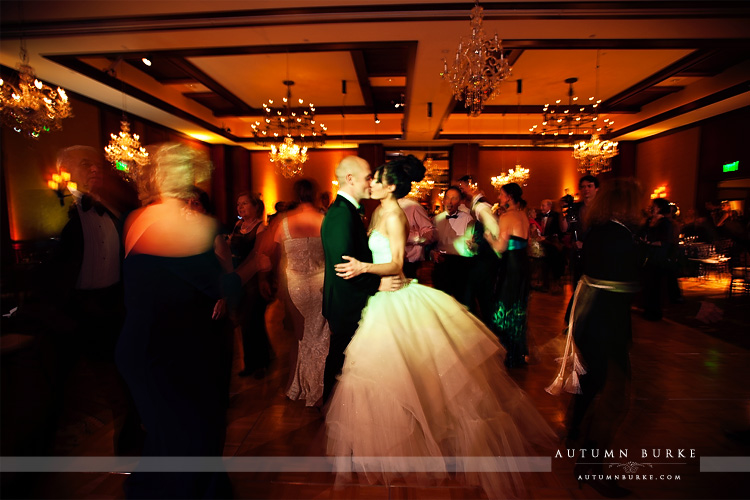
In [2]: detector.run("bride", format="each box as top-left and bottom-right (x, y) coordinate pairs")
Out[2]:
(325, 155), (557, 499)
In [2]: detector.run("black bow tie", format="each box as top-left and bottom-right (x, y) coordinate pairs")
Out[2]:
(80, 194), (106, 215)
(446, 213), (459, 219)
(541, 213), (550, 218)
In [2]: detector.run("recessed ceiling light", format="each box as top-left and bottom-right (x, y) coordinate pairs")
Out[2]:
(142, 57), (152, 67)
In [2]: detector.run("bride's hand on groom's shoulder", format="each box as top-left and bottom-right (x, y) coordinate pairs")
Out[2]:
(335, 255), (366, 279)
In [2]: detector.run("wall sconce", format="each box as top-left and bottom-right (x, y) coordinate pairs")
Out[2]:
(48, 169), (76, 206)
(650, 185), (668, 199)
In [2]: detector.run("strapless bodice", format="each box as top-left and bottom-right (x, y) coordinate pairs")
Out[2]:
(368, 230), (392, 264)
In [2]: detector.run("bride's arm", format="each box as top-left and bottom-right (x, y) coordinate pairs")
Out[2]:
(336, 212), (406, 278)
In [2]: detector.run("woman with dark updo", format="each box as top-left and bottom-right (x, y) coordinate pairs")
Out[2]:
(485, 182), (531, 368)
(325, 156), (555, 500)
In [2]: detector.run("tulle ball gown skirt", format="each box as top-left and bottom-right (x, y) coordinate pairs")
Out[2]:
(325, 282), (556, 499)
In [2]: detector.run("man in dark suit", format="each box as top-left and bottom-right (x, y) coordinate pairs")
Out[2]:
(321, 156), (382, 402)
(537, 199), (564, 293)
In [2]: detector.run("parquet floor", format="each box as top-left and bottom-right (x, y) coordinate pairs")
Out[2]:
(8, 275), (750, 499)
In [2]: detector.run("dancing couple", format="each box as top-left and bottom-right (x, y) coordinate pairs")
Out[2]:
(321, 155), (555, 499)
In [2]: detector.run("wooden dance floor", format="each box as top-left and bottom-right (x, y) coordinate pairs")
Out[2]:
(8, 276), (749, 499)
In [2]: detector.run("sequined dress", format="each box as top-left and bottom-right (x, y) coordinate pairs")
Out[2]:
(325, 230), (554, 499)
(280, 218), (330, 406)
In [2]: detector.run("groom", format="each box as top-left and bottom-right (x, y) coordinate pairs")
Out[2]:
(321, 156), (382, 402)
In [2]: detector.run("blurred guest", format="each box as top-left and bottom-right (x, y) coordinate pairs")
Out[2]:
(547, 178), (642, 498)
(319, 191), (332, 214)
(537, 199), (565, 294)
(484, 183), (530, 368)
(431, 186), (474, 305)
(230, 193), (274, 378)
(397, 197), (436, 279)
(527, 208), (545, 289)
(52, 146), (142, 455)
(562, 175), (599, 323)
(116, 143), (232, 498)
(457, 175), (500, 328)
(271, 179), (330, 406)
(267, 200), (287, 225)
(641, 197), (681, 321)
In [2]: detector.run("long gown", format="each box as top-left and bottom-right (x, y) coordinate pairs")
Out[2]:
(325, 230), (555, 500)
(492, 235), (530, 368)
(116, 251), (231, 499)
(280, 217), (330, 406)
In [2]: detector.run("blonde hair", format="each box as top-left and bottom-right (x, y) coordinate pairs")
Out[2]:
(133, 143), (212, 204)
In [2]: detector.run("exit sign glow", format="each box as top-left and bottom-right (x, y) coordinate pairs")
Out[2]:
(723, 161), (739, 173)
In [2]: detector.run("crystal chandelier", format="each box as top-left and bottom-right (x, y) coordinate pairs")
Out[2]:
(0, 42), (72, 139)
(104, 119), (149, 174)
(252, 80), (327, 178)
(529, 77), (614, 144)
(491, 165), (530, 190)
(406, 157), (440, 200)
(572, 134), (619, 176)
(441, 1), (511, 117)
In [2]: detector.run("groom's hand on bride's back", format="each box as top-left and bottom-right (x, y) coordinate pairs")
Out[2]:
(378, 275), (403, 292)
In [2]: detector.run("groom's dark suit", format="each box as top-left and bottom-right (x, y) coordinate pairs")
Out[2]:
(321, 195), (380, 401)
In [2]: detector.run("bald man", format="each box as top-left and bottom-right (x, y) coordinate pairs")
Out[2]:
(321, 156), (381, 401)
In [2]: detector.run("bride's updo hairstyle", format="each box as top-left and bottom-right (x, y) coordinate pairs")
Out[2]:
(375, 154), (426, 199)
(501, 182), (527, 207)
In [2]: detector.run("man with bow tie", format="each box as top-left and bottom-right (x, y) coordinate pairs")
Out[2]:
(53, 145), (142, 454)
(536, 199), (564, 293)
(432, 186), (474, 305)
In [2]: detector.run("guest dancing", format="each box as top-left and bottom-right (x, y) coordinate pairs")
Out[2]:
(230, 192), (274, 378)
(116, 143), (232, 499)
(641, 197), (680, 321)
(484, 183), (531, 368)
(326, 156), (556, 500)
(547, 178), (643, 498)
(272, 179), (331, 406)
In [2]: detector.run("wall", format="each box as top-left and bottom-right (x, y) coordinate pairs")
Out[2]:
(2, 97), (102, 241)
(635, 127), (700, 211)
(476, 148), (580, 211)
(248, 149), (354, 223)
(1, 94), (211, 244)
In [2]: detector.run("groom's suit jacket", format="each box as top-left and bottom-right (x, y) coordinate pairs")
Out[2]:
(321, 195), (380, 325)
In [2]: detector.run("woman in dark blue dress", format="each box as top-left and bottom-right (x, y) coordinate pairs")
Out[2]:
(116, 143), (232, 499)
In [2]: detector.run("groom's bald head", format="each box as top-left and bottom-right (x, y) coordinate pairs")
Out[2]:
(335, 156), (372, 202)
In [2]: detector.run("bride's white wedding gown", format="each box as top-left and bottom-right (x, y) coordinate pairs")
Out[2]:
(325, 230), (556, 499)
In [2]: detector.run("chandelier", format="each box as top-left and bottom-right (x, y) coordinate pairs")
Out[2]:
(406, 157), (443, 200)
(252, 80), (327, 178)
(529, 77), (614, 144)
(441, 1), (511, 117)
(572, 134), (619, 176)
(104, 119), (149, 174)
(0, 42), (72, 139)
(491, 164), (530, 190)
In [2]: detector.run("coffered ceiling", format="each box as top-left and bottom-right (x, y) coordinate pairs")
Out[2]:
(1, 1), (749, 151)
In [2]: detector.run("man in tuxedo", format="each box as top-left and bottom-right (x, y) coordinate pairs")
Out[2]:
(456, 175), (500, 329)
(431, 186), (474, 305)
(537, 199), (564, 293)
(321, 156), (382, 402)
(52, 145), (143, 455)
